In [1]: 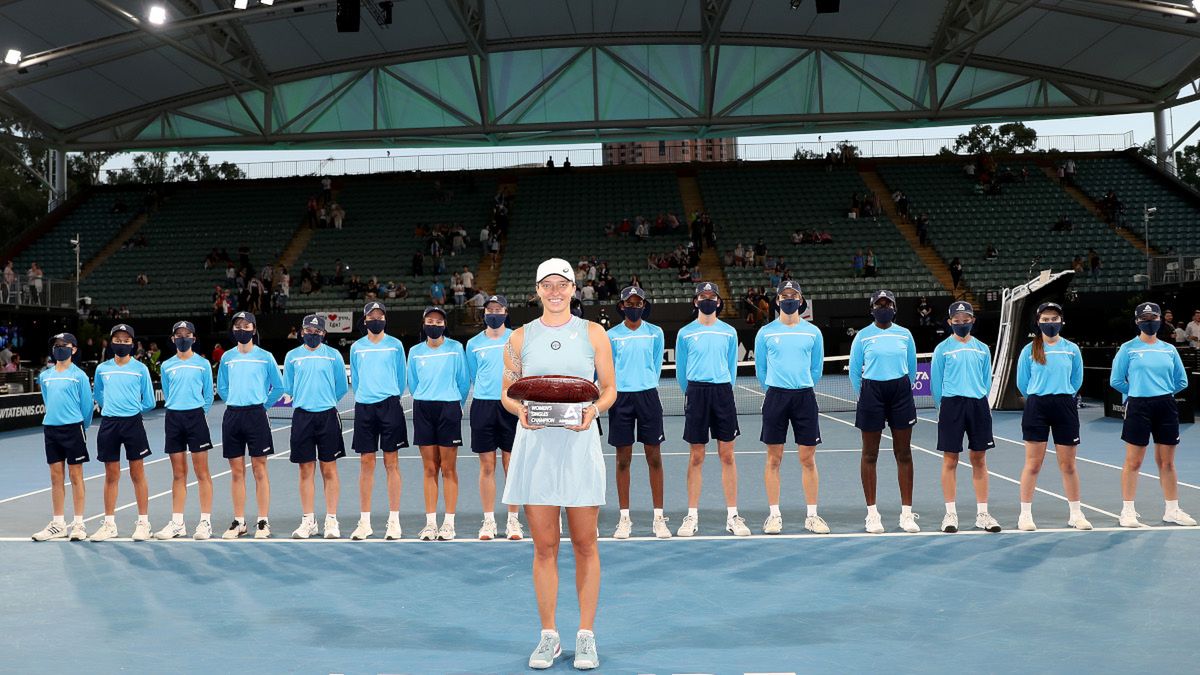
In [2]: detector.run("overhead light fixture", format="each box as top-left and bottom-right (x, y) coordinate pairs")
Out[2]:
(233, 0), (249, 9)
(148, 6), (167, 24)
(261, 0), (275, 5)
(3, 49), (20, 65)
(790, 0), (801, 9)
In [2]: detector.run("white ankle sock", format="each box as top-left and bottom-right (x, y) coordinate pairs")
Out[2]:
(444, 513), (455, 526)
(976, 503), (987, 515)
(200, 512), (211, 523)
(426, 513), (437, 525)
(1020, 502), (1032, 517)
(1068, 501), (1083, 518)
(866, 505), (879, 518)
(578, 629), (594, 639)
(726, 506), (739, 518)
(944, 502), (957, 516)
(72, 515), (84, 526)
(653, 508), (664, 519)
(483, 511), (495, 523)
(303, 513), (315, 524)
(234, 516), (246, 525)
(1166, 499), (1180, 512)
(388, 511), (400, 523)
(172, 513), (184, 525)
(137, 515), (149, 525)
(507, 511), (519, 521)
(807, 504), (817, 517)
(619, 508), (630, 519)
(360, 512), (371, 523)
(1122, 500), (1136, 514)
(104, 516), (116, 526)
(768, 504), (781, 517)
(901, 505), (913, 517)
(688, 507), (698, 519)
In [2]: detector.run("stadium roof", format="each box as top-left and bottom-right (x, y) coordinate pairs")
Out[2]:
(2, 0), (1199, 151)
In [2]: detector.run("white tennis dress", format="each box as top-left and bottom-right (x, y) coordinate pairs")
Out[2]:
(502, 315), (606, 507)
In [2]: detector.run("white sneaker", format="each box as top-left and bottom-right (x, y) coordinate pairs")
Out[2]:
(805, 514), (831, 534)
(505, 516), (524, 540)
(154, 521), (187, 540)
(292, 520), (318, 539)
(193, 520), (212, 540)
(478, 519), (497, 540)
(726, 515), (751, 536)
(254, 519), (271, 539)
(131, 520), (152, 541)
(1119, 511), (1147, 528)
(1164, 508), (1198, 526)
(385, 520), (402, 540)
(762, 513), (783, 535)
(351, 520), (373, 540)
(1017, 512), (1037, 531)
(865, 511), (885, 534)
(677, 514), (698, 537)
(323, 516), (340, 539)
(222, 520), (247, 539)
(91, 521), (119, 542)
(574, 631), (599, 670)
(418, 523), (438, 540)
(1068, 515), (1093, 530)
(437, 521), (456, 540)
(899, 512), (920, 533)
(32, 521), (68, 542)
(613, 515), (632, 539)
(652, 515), (672, 539)
(68, 522), (88, 541)
(940, 512), (959, 533)
(528, 631), (561, 670)
(975, 512), (1002, 533)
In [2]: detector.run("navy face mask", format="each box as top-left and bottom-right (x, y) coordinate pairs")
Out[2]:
(778, 299), (801, 315)
(364, 319), (386, 334)
(697, 299), (719, 315)
(1038, 322), (1063, 337)
(1138, 320), (1161, 336)
(423, 325), (446, 340)
(951, 323), (973, 337)
(484, 314), (507, 330)
(622, 306), (644, 323)
(111, 343), (134, 358)
(52, 346), (73, 362)
(232, 329), (254, 345)
(872, 307), (896, 324)
(173, 337), (195, 353)
(302, 333), (324, 348)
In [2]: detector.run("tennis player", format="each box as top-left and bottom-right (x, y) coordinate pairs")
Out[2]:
(154, 321), (216, 540)
(502, 258), (614, 670)
(1110, 301), (1194, 527)
(283, 314), (349, 539)
(753, 281), (829, 534)
(91, 323), (157, 542)
(349, 301), (408, 541)
(849, 290), (919, 534)
(607, 286), (670, 539)
(31, 333), (93, 542)
(408, 306), (471, 541)
(930, 301), (1000, 533)
(1016, 302), (1090, 531)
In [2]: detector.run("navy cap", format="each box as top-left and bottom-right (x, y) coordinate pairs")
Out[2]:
(231, 311), (256, 327)
(484, 294), (509, 309)
(49, 332), (78, 347)
(948, 301), (975, 317)
(363, 301), (386, 315)
(777, 280), (802, 296)
(172, 320), (196, 335)
(1134, 301), (1161, 318)
(620, 286), (648, 303)
(301, 314), (327, 332)
(1036, 302), (1063, 315)
(870, 289), (897, 306)
(110, 323), (135, 339)
(423, 306), (447, 319)
(694, 281), (721, 298)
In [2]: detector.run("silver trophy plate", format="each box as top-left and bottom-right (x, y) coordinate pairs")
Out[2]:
(526, 401), (585, 427)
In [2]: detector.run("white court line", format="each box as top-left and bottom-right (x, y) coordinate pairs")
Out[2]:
(4, 524), (1198, 544)
(737, 384), (1122, 519)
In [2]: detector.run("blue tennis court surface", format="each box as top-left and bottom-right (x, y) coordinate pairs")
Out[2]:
(1, 399), (1196, 674)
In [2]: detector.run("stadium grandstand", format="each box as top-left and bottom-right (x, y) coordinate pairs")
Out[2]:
(1, 1), (1199, 673)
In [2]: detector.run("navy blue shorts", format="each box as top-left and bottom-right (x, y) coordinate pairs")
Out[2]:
(221, 405), (275, 459)
(1122, 395), (1180, 446)
(470, 398), (517, 453)
(855, 377), (918, 432)
(290, 408), (346, 464)
(164, 408), (214, 454)
(412, 400), (463, 447)
(607, 389), (666, 447)
(760, 387), (822, 446)
(683, 382), (740, 444)
(353, 396), (409, 453)
(936, 396), (994, 453)
(97, 415), (152, 463)
(1021, 394), (1080, 445)
(44, 423), (89, 465)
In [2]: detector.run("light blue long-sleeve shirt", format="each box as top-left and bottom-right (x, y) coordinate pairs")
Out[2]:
(754, 318), (823, 390)
(675, 319), (739, 394)
(1016, 338), (1083, 396)
(1109, 338), (1187, 399)
(608, 321), (665, 393)
(350, 334), (407, 404)
(38, 364), (94, 427)
(849, 323), (918, 393)
(930, 335), (992, 406)
(161, 354), (214, 413)
(466, 329), (511, 401)
(282, 343), (348, 413)
(93, 359), (156, 418)
(216, 346), (284, 409)
(408, 339), (470, 404)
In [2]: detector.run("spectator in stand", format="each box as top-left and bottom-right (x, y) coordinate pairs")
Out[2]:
(287, 327), (298, 340)
(819, 229), (833, 244)
(318, 205), (329, 228)
(3, 353), (21, 372)
(754, 238), (767, 267)
(864, 248), (877, 277)
(985, 243), (998, 260)
(949, 257), (963, 290)
(136, 273), (150, 287)
(452, 274), (466, 306)
(412, 251), (425, 277)
(690, 266), (702, 283)
(1186, 309), (1200, 349)
(27, 262), (44, 304)
(479, 224), (491, 253)
(3, 260), (15, 302)
(581, 281), (595, 304)
(305, 196), (319, 227)
(916, 213), (930, 245)
(489, 234), (501, 269)
(964, 162), (976, 179)
(676, 265), (691, 283)
(460, 266), (474, 294)
(1072, 255), (1085, 274)
(1087, 248), (1101, 278)
(852, 249), (865, 277)
(396, 281), (409, 299)
(277, 267), (290, 311)
(917, 297), (933, 326)
(734, 243), (746, 267)
(545, 156), (555, 168)
(330, 202), (345, 230)
(635, 218), (650, 241)
(225, 262), (236, 282)
(791, 230), (803, 245)
(896, 192), (910, 221)
(320, 176), (332, 203)
(430, 278), (446, 305)
(1159, 310), (1183, 344)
